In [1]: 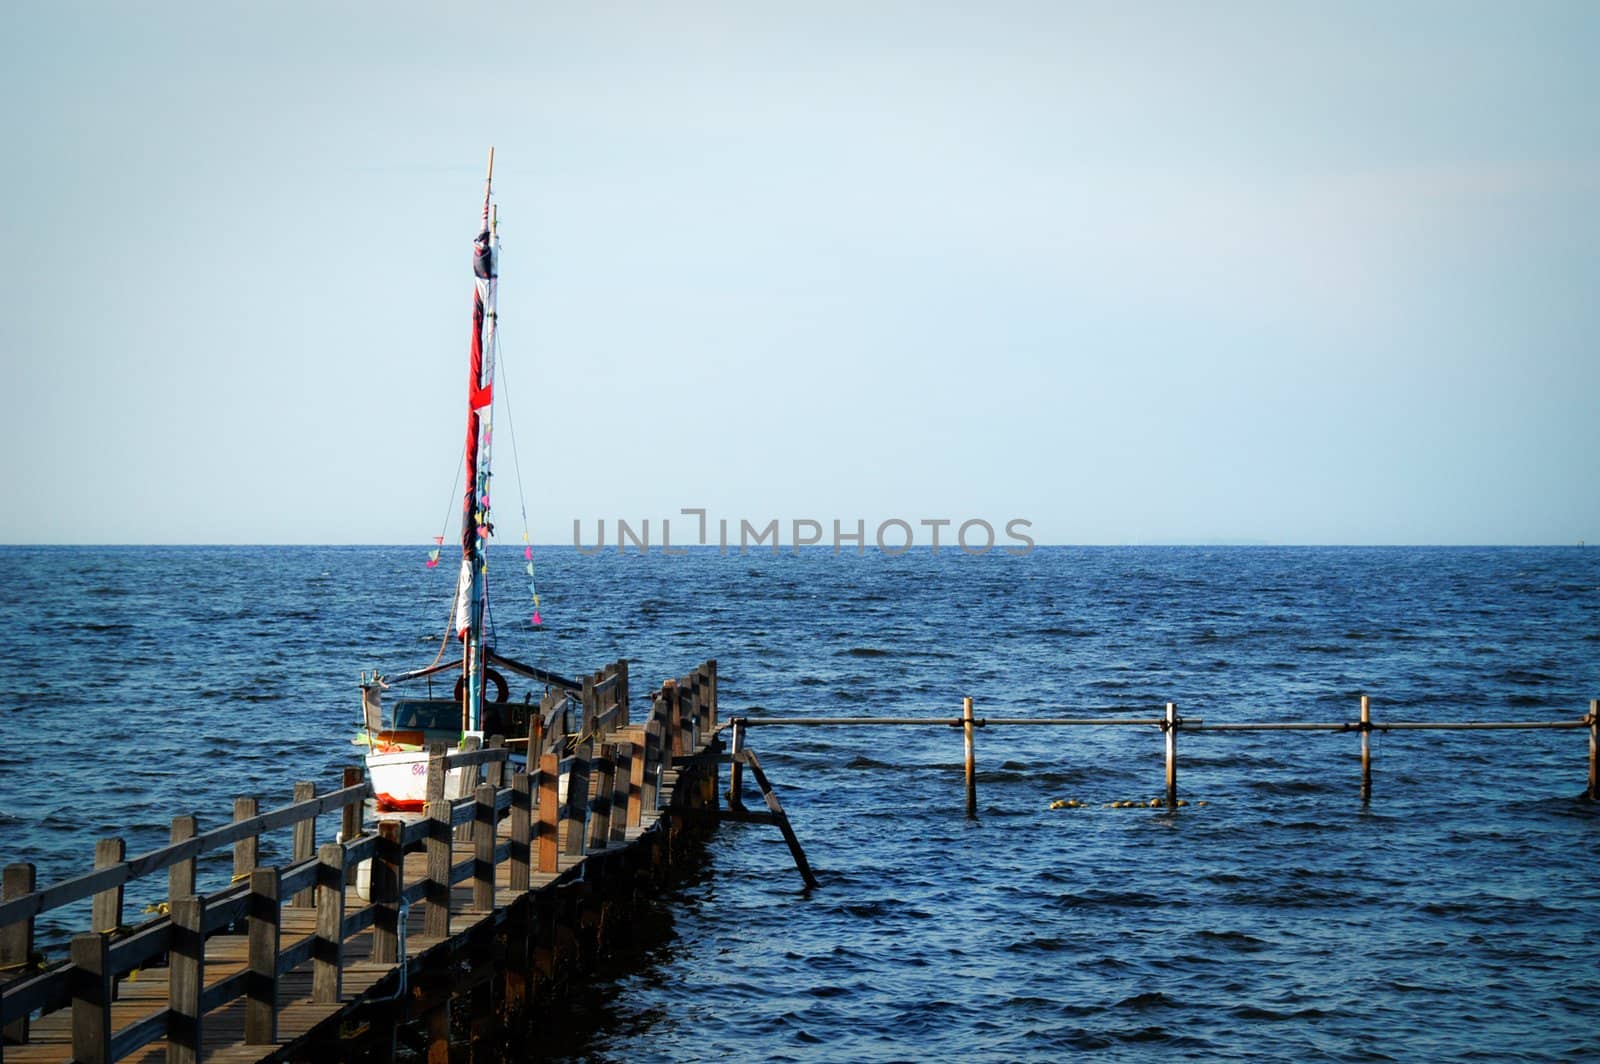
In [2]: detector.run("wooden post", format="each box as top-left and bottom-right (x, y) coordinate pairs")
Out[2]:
(705, 658), (718, 732)
(2, 862), (36, 1043)
(168, 896), (204, 1064)
(426, 987), (450, 1064)
(537, 752), (560, 874)
(457, 737), (481, 843)
(627, 734), (647, 827)
(168, 815), (197, 905)
(473, 784), (496, 911)
(581, 674), (599, 737)
(1360, 695), (1373, 803)
(313, 842), (344, 1003)
(1587, 698), (1599, 802)
(563, 739), (592, 857)
(537, 689), (562, 759)
(1164, 701), (1179, 808)
(425, 799), (452, 937)
(245, 867), (280, 1044)
(610, 743), (633, 844)
(741, 750), (820, 889)
(372, 821), (402, 965)
(291, 780), (317, 907)
(587, 746), (614, 851)
(425, 742), (448, 802)
(684, 673), (701, 749)
(70, 932), (112, 1064)
(963, 696), (977, 819)
(728, 718), (748, 810)
(486, 734), (506, 788)
(92, 838), (125, 934)
(510, 771), (532, 891)
(233, 796), (259, 884)
(665, 680), (685, 759)
(615, 658), (630, 727)
(641, 717), (663, 813)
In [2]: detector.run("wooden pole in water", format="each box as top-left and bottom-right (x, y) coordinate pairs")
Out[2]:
(727, 718), (747, 810)
(1360, 695), (1373, 803)
(963, 696), (977, 818)
(1588, 698), (1598, 802)
(1164, 702), (1178, 808)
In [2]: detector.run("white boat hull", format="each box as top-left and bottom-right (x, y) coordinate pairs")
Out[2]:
(365, 749), (472, 812)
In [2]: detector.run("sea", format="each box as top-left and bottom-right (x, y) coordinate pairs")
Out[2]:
(1, 545), (1597, 1061)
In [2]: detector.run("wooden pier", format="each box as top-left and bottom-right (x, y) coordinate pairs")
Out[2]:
(1, 660), (722, 1063)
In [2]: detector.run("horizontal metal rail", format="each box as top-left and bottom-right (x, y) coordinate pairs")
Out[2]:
(724, 714), (1591, 732)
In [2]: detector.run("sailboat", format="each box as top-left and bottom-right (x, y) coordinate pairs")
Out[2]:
(356, 149), (577, 812)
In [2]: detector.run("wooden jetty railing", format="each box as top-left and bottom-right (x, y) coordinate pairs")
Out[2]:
(0, 659), (721, 1063)
(724, 695), (1600, 815)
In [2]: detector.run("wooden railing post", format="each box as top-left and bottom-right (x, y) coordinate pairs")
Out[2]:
(425, 800), (452, 936)
(698, 666), (711, 736)
(1164, 701), (1179, 809)
(312, 842), (345, 1003)
(641, 717), (663, 813)
(665, 680), (685, 759)
(581, 674), (599, 738)
(615, 658), (630, 727)
(70, 932), (112, 1064)
(168, 815), (197, 904)
(291, 780), (317, 907)
(611, 742), (634, 843)
(626, 733), (647, 828)
(486, 735), (506, 788)
(510, 772), (532, 891)
(2, 861), (36, 1043)
(537, 689), (562, 759)
(562, 739), (593, 857)
(706, 659), (718, 732)
(454, 740), (481, 844)
(425, 743), (448, 802)
(372, 821), (402, 965)
(91, 838), (125, 935)
(473, 784), (497, 911)
(91, 838), (125, 1003)
(168, 896), (204, 1064)
(587, 745), (615, 851)
(537, 753), (560, 874)
(342, 765), (365, 843)
(233, 797), (259, 884)
(1360, 695), (1373, 803)
(245, 867), (280, 1044)
(963, 696), (977, 819)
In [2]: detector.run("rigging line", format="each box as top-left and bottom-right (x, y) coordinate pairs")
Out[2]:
(493, 322), (534, 534)
(494, 321), (542, 627)
(419, 435), (470, 674)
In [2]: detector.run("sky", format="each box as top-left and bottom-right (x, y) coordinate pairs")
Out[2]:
(1, 1), (1596, 546)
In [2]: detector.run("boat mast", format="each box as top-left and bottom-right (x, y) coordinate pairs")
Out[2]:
(458, 147), (496, 734)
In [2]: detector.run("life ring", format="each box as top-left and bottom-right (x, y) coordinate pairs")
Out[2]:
(455, 667), (510, 704)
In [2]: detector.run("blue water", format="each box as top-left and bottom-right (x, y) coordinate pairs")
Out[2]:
(2, 546), (1598, 1060)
